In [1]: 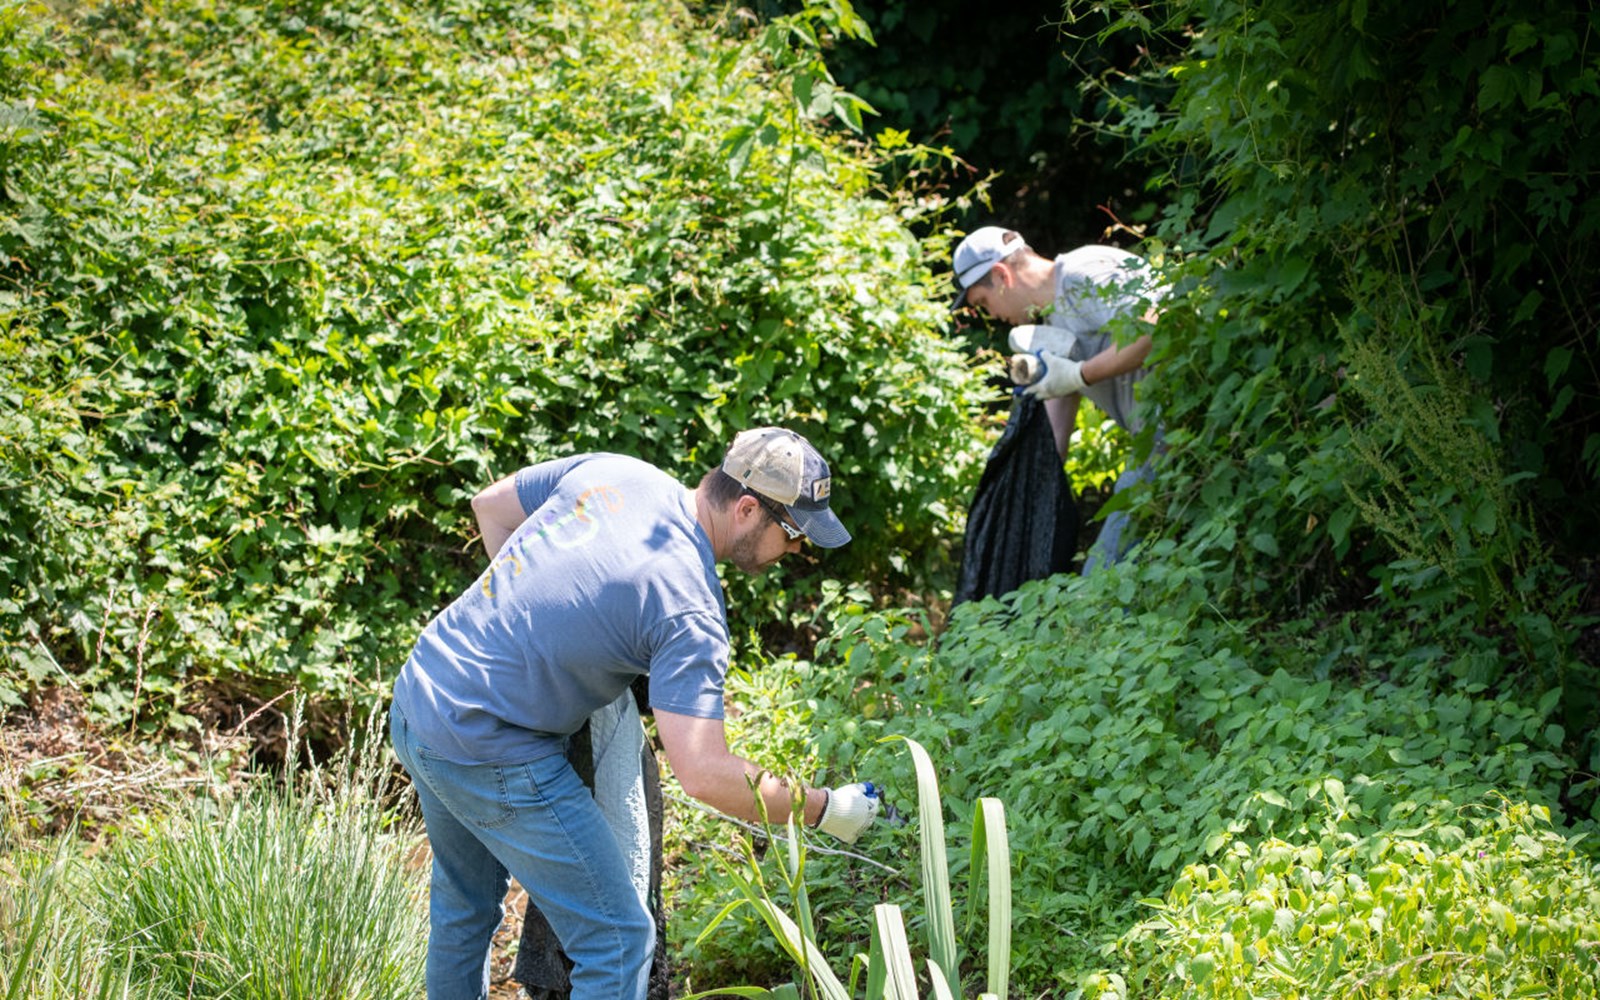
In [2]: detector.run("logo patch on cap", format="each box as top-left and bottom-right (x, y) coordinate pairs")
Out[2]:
(811, 477), (831, 502)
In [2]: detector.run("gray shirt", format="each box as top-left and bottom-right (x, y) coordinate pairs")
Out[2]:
(392, 453), (729, 765)
(1045, 245), (1164, 433)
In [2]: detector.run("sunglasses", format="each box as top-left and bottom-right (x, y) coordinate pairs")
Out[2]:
(751, 492), (805, 542)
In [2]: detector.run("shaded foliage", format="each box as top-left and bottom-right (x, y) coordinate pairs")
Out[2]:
(743, 0), (1171, 249)
(1080, 0), (1599, 754)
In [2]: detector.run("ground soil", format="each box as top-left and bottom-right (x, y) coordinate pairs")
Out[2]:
(487, 880), (533, 998)
(0, 686), (257, 843)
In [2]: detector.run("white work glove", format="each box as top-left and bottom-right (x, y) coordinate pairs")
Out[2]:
(1008, 323), (1076, 357)
(1012, 349), (1087, 399)
(815, 782), (881, 844)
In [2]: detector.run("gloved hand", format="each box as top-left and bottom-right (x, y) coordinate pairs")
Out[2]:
(1008, 323), (1076, 357)
(1015, 349), (1087, 399)
(815, 781), (882, 844)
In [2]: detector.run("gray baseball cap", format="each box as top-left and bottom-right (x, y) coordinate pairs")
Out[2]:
(721, 427), (851, 548)
(951, 226), (1028, 309)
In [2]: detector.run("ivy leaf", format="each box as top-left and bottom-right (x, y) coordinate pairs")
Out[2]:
(1478, 65), (1519, 112)
(721, 124), (758, 179)
(1543, 346), (1572, 389)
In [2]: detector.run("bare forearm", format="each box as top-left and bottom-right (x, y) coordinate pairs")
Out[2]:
(656, 710), (827, 827)
(1082, 334), (1153, 386)
(684, 752), (827, 827)
(471, 473), (527, 559)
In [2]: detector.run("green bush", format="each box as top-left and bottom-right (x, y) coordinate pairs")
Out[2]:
(1097, 800), (1600, 999)
(786, 560), (1588, 993)
(0, 0), (987, 721)
(1063, 0), (1600, 802)
(690, 736), (1012, 1000)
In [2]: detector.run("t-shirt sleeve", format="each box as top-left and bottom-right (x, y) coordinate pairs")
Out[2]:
(514, 455), (587, 516)
(643, 611), (729, 720)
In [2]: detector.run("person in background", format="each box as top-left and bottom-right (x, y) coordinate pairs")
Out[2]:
(953, 226), (1166, 571)
(389, 427), (884, 1000)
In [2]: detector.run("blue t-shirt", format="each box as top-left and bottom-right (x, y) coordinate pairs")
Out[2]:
(391, 453), (729, 765)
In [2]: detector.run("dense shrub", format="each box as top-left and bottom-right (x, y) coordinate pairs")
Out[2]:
(1094, 0), (1597, 655)
(0, 0), (987, 722)
(748, 561), (1592, 994)
(1099, 801), (1600, 999)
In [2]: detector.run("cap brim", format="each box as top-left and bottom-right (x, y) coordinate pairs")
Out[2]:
(950, 285), (970, 311)
(787, 505), (851, 549)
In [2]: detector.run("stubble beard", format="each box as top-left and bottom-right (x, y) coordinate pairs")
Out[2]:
(729, 523), (774, 575)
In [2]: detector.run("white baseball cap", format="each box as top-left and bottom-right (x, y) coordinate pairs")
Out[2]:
(722, 427), (851, 548)
(951, 226), (1029, 309)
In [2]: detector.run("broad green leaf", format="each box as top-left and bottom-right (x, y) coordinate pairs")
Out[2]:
(888, 735), (960, 996)
(721, 124), (758, 179)
(971, 797), (1012, 1000)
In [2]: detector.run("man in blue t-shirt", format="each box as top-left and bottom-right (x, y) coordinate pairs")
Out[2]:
(389, 427), (884, 1000)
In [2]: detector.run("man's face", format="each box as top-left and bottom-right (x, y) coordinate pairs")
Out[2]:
(729, 496), (804, 574)
(963, 265), (1031, 326)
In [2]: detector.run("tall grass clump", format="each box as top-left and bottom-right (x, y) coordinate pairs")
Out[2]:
(100, 711), (426, 999)
(1, 840), (174, 999)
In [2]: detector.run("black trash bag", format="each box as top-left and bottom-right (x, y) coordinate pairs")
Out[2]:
(953, 392), (1078, 606)
(512, 709), (670, 1000)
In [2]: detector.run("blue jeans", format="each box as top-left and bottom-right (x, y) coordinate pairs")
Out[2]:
(389, 703), (653, 1000)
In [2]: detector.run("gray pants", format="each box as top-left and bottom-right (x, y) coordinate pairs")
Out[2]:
(514, 690), (668, 1000)
(1082, 460), (1153, 573)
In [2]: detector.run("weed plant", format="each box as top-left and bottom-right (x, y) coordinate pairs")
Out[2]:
(686, 736), (1011, 1000)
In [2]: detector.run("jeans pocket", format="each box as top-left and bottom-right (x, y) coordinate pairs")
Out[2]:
(416, 751), (518, 831)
